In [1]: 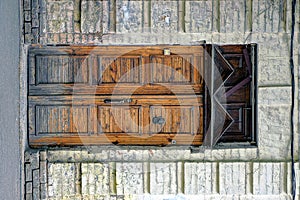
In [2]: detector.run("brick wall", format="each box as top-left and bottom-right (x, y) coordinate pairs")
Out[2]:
(22, 0), (299, 199)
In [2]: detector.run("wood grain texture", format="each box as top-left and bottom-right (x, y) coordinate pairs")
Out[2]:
(29, 45), (204, 95)
(205, 45), (255, 144)
(29, 95), (203, 146)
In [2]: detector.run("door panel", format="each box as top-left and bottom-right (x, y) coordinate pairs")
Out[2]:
(31, 105), (90, 135)
(35, 55), (89, 84)
(99, 56), (142, 84)
(150, 55), (193, 83)
(149, 106), (202, 134)
(98, 106), (140, 133)
(29, 104), (93, 136)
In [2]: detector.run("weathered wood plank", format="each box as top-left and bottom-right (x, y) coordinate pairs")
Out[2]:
(29, 134), (203, 147)
(29, 95), (203, 105)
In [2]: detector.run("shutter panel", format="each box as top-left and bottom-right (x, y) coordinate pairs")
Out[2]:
(204, 44), (256, 146)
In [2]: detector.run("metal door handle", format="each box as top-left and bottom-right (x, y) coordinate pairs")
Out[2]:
(152, 116), (165, 125)
(104, 98), (132, 104)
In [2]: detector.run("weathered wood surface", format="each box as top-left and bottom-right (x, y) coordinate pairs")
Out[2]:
(28, 45), (255, 147)
(28, 45), (205, 146)
(205, 44), (255, 144)
(29, 95), (203, 146)
(29, 45), (204, 95)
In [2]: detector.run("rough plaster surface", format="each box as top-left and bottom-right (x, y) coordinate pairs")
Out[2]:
(0, 0), (20, 199)
(22, 0), (300, 199)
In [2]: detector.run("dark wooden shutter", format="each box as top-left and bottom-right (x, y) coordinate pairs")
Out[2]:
(28, 45), (204, 147)
(204, 44), (257, 146)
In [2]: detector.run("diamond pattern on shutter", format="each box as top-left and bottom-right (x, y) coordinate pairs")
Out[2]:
(204, 44), (256, 146)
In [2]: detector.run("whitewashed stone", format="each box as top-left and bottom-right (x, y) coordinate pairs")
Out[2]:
(219, 162), (251, 195)
(45, 0), (75, 33)
(258, 105), (291, 160)
(48, 163), (76, 197)
(258, 57), (291, 86)
(184, 162), (218, 195)
(81, 0), (102, 33)
(116, 163), (144, 195)
(185, 1), (213, 33)
(116, 0), (143, 33)
(150, 163), (177, 194)
(259, 87), (291, 105)
(252, 0), (286, 33)
(253, 162), (286, 195)
(81, 163), (110, 196)
(151, 0), (179, 33)
(219, 0), (246, 33)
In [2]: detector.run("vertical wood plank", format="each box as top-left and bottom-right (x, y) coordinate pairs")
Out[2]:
(142, 56), (150, 84)
(164, 56), (172, 82)
(193, 55), (200, 85)
(134, 57), (140, 83)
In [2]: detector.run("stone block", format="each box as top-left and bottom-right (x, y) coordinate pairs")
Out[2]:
(219, 0), (246, 33)
(32, 187), (40, 200)
(40, 183), (48, 200)
(81, 0), (102, 33)
(150, 162), (177, 194)
(25, 163), (32, 182)
(252, 0), (287, 33)
(81, 163), (110, 196)
(24, 22), (32, 34)
(258, 87), (291, 105)
(40, 161), (47, 184)
(116, 0), (143, 33)
(253, 162), (286, 195)
(26, 182), (33, 194)
(254, 33), (290, 57)
(24, 11), (31, 22)
(25, 34), (34, 44)
(45, 0), (74, 33)
(24, 0), (31, 10)
(32, 28), (39, 43)
(116, 163), (144, 195)
(32, 169), (40, 188)
(258, 57), (291, 86)
(184, 162), (218, 195)
(258, 105), (291, 160)
(26, 194), (32, 200)
(32, 11), (39, 28)
(185, 1), (213, 33)
(219, 162), (251, 195)
(151, 0), (179, 33)
(48, 163), (76, 197)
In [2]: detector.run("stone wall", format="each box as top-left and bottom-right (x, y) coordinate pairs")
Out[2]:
(21, 0), (300, 199)
(24, 149), (300, 200)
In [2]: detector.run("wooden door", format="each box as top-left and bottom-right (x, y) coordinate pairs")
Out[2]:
(28, 45), (204, 147)
(28, 45), (256, 147)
